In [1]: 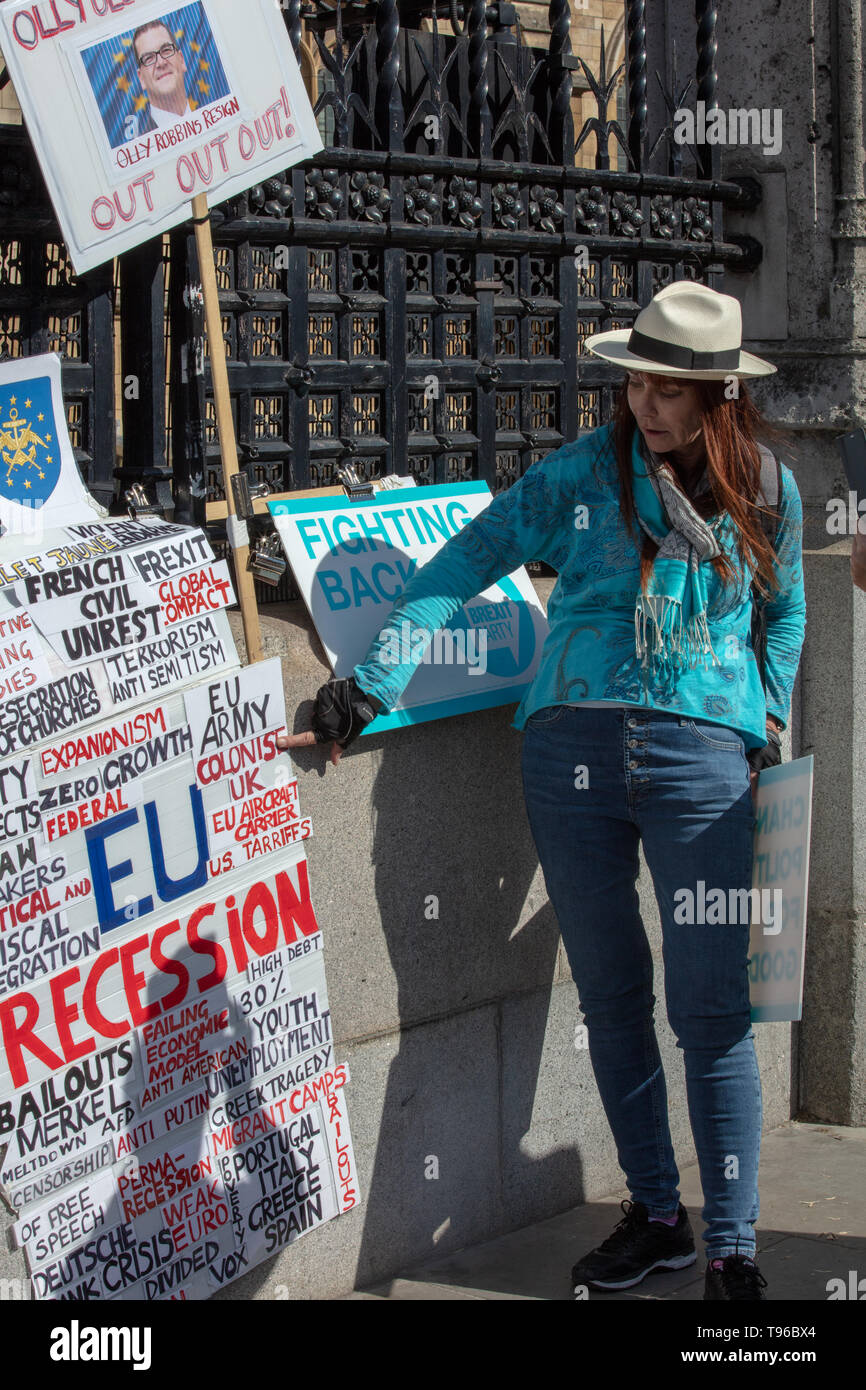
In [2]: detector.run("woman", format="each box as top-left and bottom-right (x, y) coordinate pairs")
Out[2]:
(279, 281), (806, 1301)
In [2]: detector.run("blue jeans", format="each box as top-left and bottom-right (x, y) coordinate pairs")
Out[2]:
(521, 705), (761, 1259)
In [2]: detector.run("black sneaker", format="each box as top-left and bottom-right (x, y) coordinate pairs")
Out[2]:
(571, 1199), (696, 1293)
(704, 1255), (768, 1301)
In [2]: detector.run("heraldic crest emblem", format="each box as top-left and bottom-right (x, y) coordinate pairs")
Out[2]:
(0, 376), (61, 509)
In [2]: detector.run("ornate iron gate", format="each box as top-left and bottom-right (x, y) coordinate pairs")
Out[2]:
(0, 119), (115, 509)
(167, 0), (761, 599)
(2, 1), (763, 566)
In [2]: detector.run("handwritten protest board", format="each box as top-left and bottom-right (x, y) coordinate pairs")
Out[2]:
(269, 482), (550, 732)
(0, 518), (357, 1301)
(0, 0), (323, 274)
(749, 756), (814, 1023)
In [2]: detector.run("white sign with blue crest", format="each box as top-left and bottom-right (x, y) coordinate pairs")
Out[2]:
(0, 354), (105, 539)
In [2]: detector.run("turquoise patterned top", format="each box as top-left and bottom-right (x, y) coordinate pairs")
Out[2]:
(354, 422), (806, 751)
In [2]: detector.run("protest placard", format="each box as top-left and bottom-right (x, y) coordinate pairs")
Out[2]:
(0, 1), (322, 662)
(749, 756), (814, 1022)
(0, 517), (358, 1301)
(0, 355), (106, 538)
(0, 609), (53, 701)
(0, 0), (322, 274)
(184, 658), (286, 779)
(269, 482), (550, 732)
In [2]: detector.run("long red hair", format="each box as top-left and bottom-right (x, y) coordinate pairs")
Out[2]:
(610, 376), (788, 598)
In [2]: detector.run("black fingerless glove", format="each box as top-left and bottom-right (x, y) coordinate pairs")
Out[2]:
(747, 726), (782, 773)
(311, 676), (383, 749)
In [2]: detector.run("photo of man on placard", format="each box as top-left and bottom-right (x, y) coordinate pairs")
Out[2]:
(133, 19), (195, 133)
(78, 0), (234, 154)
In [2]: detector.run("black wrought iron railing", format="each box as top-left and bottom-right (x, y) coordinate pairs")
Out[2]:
(0, 1), (762, 604)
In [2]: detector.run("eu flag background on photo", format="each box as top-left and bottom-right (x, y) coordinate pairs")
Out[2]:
(0, 375), (61, 509)
(80, 1), (231, 152)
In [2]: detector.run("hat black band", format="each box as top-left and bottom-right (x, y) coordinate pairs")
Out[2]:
(627, 329), (741, 370)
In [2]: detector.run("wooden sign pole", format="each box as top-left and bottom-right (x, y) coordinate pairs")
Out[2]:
(191, 192), (263, 664)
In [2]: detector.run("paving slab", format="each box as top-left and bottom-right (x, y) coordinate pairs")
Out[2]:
(347, 1122), (866, 1301)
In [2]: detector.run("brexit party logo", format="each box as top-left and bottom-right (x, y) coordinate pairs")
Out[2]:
(488, 575), (535, 677)
(0, 377), (59, 509)
(451, 574), (536, 679)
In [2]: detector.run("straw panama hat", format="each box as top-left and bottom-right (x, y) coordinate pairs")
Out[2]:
(585, 281), (776, 379)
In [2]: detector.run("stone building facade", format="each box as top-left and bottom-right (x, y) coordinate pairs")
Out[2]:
(0, 0), (862, 1302)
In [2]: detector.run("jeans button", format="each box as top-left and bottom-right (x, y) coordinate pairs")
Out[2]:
(628, 718), (638, 729)
(628, 738), (638, 749)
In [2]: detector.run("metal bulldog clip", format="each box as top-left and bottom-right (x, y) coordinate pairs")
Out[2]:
(247, 530), (287, 587)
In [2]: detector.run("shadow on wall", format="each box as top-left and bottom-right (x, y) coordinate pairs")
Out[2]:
(349, 706), (577, 1291)
(214, 606), (588, 1299)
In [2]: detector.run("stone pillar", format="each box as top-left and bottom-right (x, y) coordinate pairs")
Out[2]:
(799, 543), (866, 1123)
(699, 0), (866, 1122)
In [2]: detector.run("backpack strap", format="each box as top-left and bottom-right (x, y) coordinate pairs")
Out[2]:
(755, 444), (782, 550)
(751, 445), (782, 690)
